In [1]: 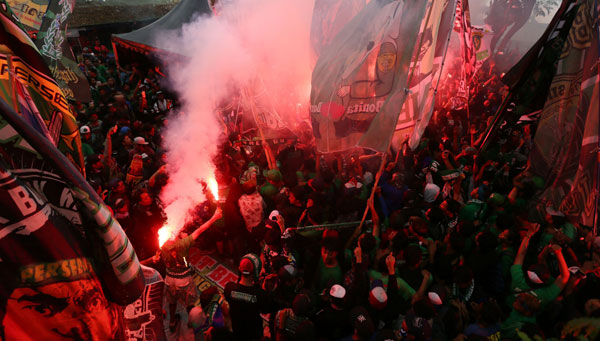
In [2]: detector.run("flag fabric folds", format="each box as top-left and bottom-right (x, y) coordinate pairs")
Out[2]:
(0, 0), (84, 173)
(6, 0), (49, 32)
(310, 0), (447, 153)
(479, 0), (580, 152)
(404, 0), (457, 149)
(309, 0), (366, 61)
(530, 0), (599, 226)
(35, 0), (92, 103)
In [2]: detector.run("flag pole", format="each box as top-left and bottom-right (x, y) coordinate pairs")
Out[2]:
(243, 86), (276, 169)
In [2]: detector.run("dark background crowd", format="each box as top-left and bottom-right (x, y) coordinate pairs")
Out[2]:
(73, 38), (600, 340)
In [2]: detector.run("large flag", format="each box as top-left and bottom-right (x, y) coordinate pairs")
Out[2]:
(401, 0), (457, 149)
(455, 0), (474, 89)
(479, 0), (581, 152)
(530, 0), (599, 226)
(35, 0), (91, 103)
(0, 0), (84, 173)
(310, 0), (433, 153)
(310, 0), (366, 60)
(0, 97), (145, 338)
(6, 0), (49, 32)
(471, 25), (492, 70)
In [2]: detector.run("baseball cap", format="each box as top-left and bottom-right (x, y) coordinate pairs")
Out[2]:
(134, 136), (149, 145)
(269, 210), (281, 221)
(119, 126), (130, 135)
(239, 258), (254, 275)
(80, 125), (91, 134)
(329, 284), (346, 299)
(423, 183), (440, 203)
(350, 306), (375, 338)
(239, 253), (261, 278)
(369, 284), (388, 310)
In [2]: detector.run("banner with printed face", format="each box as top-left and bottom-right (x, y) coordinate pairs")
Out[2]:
(310, 0), (430, 153)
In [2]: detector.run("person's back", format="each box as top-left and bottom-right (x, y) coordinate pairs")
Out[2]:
(224, 255), (268, 340)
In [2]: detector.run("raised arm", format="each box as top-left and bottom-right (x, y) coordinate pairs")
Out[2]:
(550, 244), (570, 290)
(514, 222), (540, 265)
(191, 207), (223, 240)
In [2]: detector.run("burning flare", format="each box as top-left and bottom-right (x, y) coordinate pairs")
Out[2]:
(158, 225), (172, 248)
(208, 177), (219, 201)
(158, 175), (220, 248)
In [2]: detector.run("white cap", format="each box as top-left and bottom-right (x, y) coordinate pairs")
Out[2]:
(269, 210), (281, 221)
(134, 136), (149, 145)
(329, 284), (346, 299)
(80, 125), (90, 134)
(428, 292), (443, 305)
(423, 183), (440, 203)
(527, 270), (544, 284)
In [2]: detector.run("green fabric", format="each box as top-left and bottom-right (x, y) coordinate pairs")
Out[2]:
(161, 235), (194, 273)
(501, 309), (537, 340)
(81, 143), (94, 157)
(259, 182), (278, 199)
(317, 259), (342, 292)
(508, 264), (561, 308)
(498, 246), (516, 279)
(538, 222), (576, 247)
(368, 270), (415, 301)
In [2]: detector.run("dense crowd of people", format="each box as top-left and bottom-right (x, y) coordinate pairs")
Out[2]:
(74, 40), (600, 340)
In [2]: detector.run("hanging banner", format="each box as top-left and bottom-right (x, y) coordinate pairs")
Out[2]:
(6, 0), (49, 32)
(531, 0), (598, 226)
(35, 0), (91, 103)
(310, 0), (430, 153)
(310, 0), (366, 61)
(0, 0), (84, 172)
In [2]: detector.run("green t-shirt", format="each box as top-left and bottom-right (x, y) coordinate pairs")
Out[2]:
(538, 222), (576, 248)
(259, 182), (278, 200)
(368, 270), (416, 301)
(501, 309), (536, 339)
(161, 235), (194, 273)
(82, 143), (94, 157)
(507, 264), (561, 308)
(317, 259), (342, 292)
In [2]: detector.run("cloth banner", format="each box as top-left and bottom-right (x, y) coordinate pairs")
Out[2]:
(0, 97), (144, 338)
(471, 25), (492, 70)
(402, 0), (458, 149)
(0, 0), (84, 173)
(309, 0), (366, 61)
(310, 0), (430, 153)
(455, 0), (473, 99)
(35, 0), (91, 103)
(6, 0), (49, 32)
(479, 0), (580, 152)
(531, 0), (599, 226)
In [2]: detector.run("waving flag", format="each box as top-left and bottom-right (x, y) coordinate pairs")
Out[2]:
(531, 0), (599, 226)
(310, 0), (431, 153)
(310, 0), (366, 60)
(0, 0), (84, 173)
(35, 0), (91, 103)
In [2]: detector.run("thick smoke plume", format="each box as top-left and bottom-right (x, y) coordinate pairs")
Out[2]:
(158, 0), (314, 235)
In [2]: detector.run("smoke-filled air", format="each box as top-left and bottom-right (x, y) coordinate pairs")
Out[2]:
(157, 0), (315, 241)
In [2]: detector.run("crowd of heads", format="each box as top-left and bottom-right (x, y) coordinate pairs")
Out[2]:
(74, 40), (600, 340)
